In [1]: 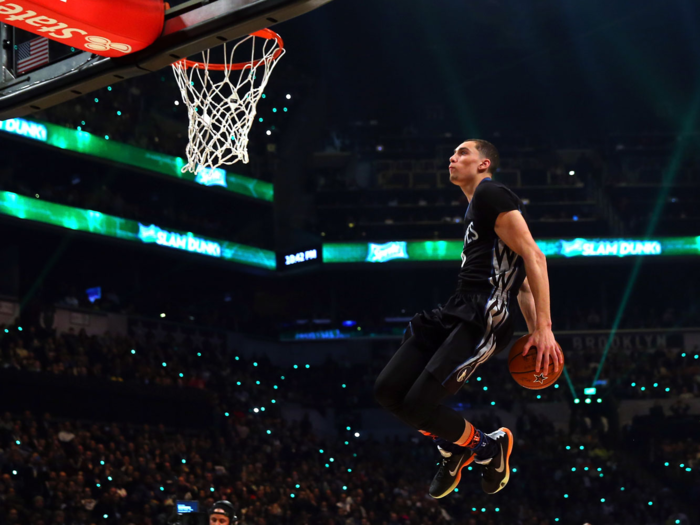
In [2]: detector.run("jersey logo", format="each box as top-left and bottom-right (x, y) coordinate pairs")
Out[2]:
(464, 222), (479, 245)
(461, 222), (479, 268)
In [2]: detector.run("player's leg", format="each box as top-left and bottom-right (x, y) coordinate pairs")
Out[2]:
(421, 322), (514, 498)
(377, 322), (512, 497)
(376, 351), (468, 439)
(375, 300), (513, 497)
(374, 333), (491, 498)
(375, 330), (486, 441)
(374, 334), (434, 421)
(374, 299), (453, 418)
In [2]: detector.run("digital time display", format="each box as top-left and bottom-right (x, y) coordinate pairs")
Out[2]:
(285, 249), (318, 266)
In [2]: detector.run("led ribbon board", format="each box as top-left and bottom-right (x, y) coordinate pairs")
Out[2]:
(282, 326), (407, 341)
(323, 238), (700, 263)
(365, 242), (409, 263)
(0, 192), (276, 270)
(0, 118), (273, 202)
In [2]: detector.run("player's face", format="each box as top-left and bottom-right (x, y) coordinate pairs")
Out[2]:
(449, 142), (489, 185)
(209, 515), (229, 525)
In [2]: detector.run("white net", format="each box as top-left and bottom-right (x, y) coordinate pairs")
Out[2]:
(171, 30), (285, 173)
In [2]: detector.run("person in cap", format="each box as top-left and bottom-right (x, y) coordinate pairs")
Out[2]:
(209, 501), (237, 525)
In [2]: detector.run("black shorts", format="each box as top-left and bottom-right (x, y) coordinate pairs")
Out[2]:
(402, 291), (515, 394)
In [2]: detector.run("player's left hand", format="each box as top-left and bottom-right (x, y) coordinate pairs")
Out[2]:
(522, 328), (563, 374)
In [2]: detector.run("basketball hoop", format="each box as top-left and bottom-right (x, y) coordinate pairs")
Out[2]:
(171, 29), (285, 173)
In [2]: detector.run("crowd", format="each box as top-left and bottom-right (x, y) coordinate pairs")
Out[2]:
(0, 307), (697, 523)
(0, 323), (361, 415)
(282, 302), (699, 346)
(620, 405), (700, 516)
(655, 435), (700, 501)
(0, 392), (694, 525)
(0, 276), (697, 525)
(1, 314), (699, 422)
(566, 344), (700, 402)
(373, 341), (700, 406)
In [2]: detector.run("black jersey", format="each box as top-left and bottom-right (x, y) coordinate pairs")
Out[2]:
(457, 178), (526, 295)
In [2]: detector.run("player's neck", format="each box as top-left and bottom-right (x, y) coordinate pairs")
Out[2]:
(462, 174), (491, 202)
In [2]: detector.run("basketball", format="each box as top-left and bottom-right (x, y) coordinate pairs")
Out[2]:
(508, 335), (564, 390)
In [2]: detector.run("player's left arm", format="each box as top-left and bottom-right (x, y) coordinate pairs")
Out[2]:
(494, 210), (563, 373)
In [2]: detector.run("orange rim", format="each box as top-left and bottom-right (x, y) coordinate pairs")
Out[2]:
(174, 29), (284, 71)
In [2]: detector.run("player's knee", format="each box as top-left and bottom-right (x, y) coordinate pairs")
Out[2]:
(401, 390), (435, 430)
(373, 375), (402, 412)
(401, 405), (433, 431)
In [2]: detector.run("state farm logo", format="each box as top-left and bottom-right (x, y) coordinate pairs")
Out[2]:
(84, 36), (131, 54)
(0, 0), (132, 55)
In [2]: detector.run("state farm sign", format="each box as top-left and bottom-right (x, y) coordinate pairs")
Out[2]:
(0, 0), (163, 58)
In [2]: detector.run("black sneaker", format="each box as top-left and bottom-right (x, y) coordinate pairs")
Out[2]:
(429, 446), (475, 499)
(474, 427), (514, 495)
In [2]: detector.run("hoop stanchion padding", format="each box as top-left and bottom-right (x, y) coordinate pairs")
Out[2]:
(172, 29), (285, 172)
(0, 0), (164, 57)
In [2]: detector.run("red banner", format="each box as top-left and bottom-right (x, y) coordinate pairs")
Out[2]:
(0, 0), (164, 58)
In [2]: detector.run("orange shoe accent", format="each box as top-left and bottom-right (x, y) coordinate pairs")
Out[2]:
(431, 452), (477, 499)
(419, 430), (438, 438)
(484, 427), (514, 495)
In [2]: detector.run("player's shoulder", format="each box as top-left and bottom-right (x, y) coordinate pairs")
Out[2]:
(474, 178), (520, 200)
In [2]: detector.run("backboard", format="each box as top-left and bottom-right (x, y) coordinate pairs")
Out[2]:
(0, 0), (332, 120)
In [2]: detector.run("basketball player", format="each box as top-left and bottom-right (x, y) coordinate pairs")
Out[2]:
(374, 140), (563, 498)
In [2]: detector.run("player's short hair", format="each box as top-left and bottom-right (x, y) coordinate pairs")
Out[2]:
(465, 139), (500, 174)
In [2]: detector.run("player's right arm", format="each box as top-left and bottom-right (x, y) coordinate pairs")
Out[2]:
(494, 209), (563, 373)
(517, 277), (537, 334)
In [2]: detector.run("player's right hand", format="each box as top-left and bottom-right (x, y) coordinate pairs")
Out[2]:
(522, 328), (563, 374)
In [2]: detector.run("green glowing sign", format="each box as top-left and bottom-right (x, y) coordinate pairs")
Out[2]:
(366, 242), (409, 263)
(0, 192), (275, 270)
(540, 238), (700, 258)
(137, 224), (223, 258)
(549, 239), (661, 257)
(323, 237), (700, 263)
(0, 119), (273, 202)
(0, 118), (47, 141)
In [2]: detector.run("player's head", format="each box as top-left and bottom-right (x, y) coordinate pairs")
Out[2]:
(448, 139), (500, 186)
(209, 501), (236, 525)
